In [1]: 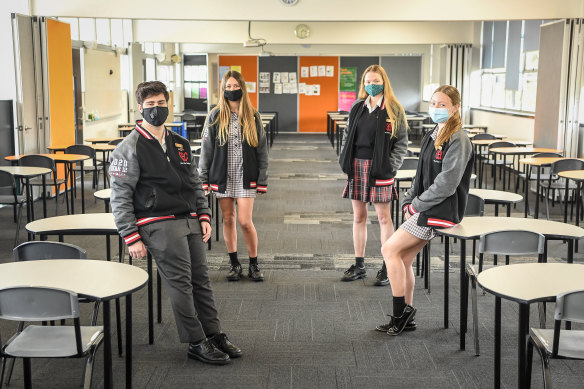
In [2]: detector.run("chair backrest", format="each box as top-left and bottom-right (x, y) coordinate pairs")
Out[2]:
(472, 133), (497, 140)
(0, 286), (79, 322)
(182, 114), (195, 121)
(0, 170), (16, 190)
(19, 155), (57, 171)
(551, 288), (584, 356)
(400, 157), (419, 170)
(108, 139), (123, 146)
(65, 144), (96, 158)
(13, 241), (87, 262)
(479, 230), (545, 256)
(550, 159), (584, 175)
(532, 152), (563, 158)
(488, 141), (516, 150)
(465, 193), (485, 217)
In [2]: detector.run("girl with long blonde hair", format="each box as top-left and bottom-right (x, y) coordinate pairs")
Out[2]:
(376, 85), (473, 336)
(339, 64), (409, 286)
(199, 70), (269, 282)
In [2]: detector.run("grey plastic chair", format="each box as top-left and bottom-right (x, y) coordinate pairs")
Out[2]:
(0, 286), (104, 389)
(516, 152), (562, 215)
(541, 159), (584, 220)
(19, 155), (66, 216)
(13, 241), (87, 261)
(65, 144), (101, 190)
(465, 193), (485, 265)
(400, 157), (419, 170)
(482, 141), (516, 189)
(526, 289), (584, 389)
(0, 171), (27, 247)
(108, 138), (123, 146)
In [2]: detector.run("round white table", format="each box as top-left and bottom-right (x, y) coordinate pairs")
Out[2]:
(477, 263), (584, 389)
(468, 188), (523, 216)
(0, 259), (148, 389)
(0, 165), (52, 222)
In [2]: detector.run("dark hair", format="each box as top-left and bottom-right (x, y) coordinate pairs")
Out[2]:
(135, 81), (169, 105)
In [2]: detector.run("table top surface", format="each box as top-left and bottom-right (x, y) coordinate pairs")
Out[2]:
(94, 188), (111, 200)
(477, 263), (584, 304)
(437, 216), (584, 240)
(92, 144), (116, 151)
(85, 137), (123, 143)
(468, 188), (523, 203)
(489, 147), (562, 155)
(470, 137), (507, 143)
(520, 157), (582, 166)
(5, 153), (90, 162)
(26, 213), (117, 234)
(462, 124), (488, 129)
(47, 144), (116, 152)
(0, 166), (52, 177)
(558, 170), (584, 181)
(395, 169), (417, 180)
(0, 259), (147, 301)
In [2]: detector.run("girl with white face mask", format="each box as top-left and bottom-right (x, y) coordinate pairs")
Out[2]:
(376, 85), (474, 336)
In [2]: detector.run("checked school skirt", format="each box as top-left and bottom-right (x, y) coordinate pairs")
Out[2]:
(342, 158), (393, 203)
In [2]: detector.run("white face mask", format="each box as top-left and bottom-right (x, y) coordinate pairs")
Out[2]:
(428, 107), (450, 123)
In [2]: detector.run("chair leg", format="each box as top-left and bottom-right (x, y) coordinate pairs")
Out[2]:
(478, 253), (484, 273)
(91, 302), (101, 325)
(83, 348), (98, 389)
(544, 188), (550, 220)
(526, 339), (534, 389)
(14, 203), (24, 248)
(0, 356), (6, 388)
(470, 275), (480, 356)
(23, 357), (32, 389)
(538, 302), (546, 328)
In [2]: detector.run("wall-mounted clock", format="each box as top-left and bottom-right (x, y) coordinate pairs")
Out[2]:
(294, 24), (310, 39)
(280, 0), (299, 6)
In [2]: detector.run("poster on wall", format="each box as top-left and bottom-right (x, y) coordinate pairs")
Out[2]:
(259, 82), (270, 93)
(339, 67), (357, 92)
(298, 83), (307, 94)
(289, 72), (297, 83)
(219, 66), (230, 81)
(318, 65), (326, 77)
(273, 72), (281, 83)
(338, 91), (356, 111)
(310, 66), (317, 77)
(326, 66), (334, 77)
(246, 81), (256, 93)
(281, 72), (289, 83)
(301, 67), (309, 78)
(230, 65), (241, 73)
(274, 83), (283, 94)
(259, 72), (270, 82)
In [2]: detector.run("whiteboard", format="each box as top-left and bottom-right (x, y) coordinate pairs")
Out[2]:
(83, 49), (122, 119)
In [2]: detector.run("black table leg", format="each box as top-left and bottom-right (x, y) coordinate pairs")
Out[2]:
(534, 166), (541, 219)
(444, 236), (449, 329)
(80, 164), (85, 213)
(495, 297), (501, 389)
(41, 175), (47, 218)
(518, 304), (530, 388)
(157, 271), (162, 323)
(460, 240), (467, 350)
(563, 178), (569, 223)
(103, 300), (112, 389)
(125, 294), (133, 389)
(147, 252), (154, 344)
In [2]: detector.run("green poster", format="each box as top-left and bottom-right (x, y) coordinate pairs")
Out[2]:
(339, 67), (357, 92)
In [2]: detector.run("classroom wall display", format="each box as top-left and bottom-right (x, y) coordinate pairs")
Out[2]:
(258, 56), (298, 132)
(298, 56), (339, 132)
(380, 56), (422, 112)
(218, 55), (258, 109)
(339, 56), (380, 111)
(184, 54), (208, 111)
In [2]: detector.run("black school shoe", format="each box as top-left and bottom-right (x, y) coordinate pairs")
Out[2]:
(209, 333), (242, 358)
(227, 264), (243, 281)
(374, 267), (390, 286)
(188, 339), (231, 365)
(386, 305), (417, 336)
(341, 264), (366, 281)
(248, 263), (264, 281)
(375, 314), (417, 332)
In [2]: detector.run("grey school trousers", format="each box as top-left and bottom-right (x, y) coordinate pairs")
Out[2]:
(140, 217), (221, 343)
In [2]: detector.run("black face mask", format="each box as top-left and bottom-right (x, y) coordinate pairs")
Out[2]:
(141, 106), (169, 127)
(224, 89), (243, 101)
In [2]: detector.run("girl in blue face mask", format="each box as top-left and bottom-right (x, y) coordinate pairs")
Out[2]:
(338, 64), (409, 287)
(376, 85), (474, 336)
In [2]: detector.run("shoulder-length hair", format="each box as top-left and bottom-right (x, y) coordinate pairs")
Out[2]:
(210, 70), (259, 147)
(432, 85), (462, 149)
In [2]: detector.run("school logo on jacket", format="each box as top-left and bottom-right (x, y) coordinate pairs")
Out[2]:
(385, 119), (393, 134)
(179, 151), (188, 162)
(435, 149), (443, 161)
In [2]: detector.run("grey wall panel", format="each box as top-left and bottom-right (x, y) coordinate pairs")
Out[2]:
(339, 56), (379, 96)
(380, 56), (422, 112)
(258, 56), (298, 132)
(533, 20), (565, 148)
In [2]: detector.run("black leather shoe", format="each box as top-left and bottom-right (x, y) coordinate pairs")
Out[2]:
(375, 314), (416, 332)
(187, 339), (231, 365)
(248, 263), (264, 281)
(374, 267), (389, 286)
(387, 305), (417, 336)
(341, 264), (366, 281)
(227, 264), (243, 281)
(209, 333), (242, 358)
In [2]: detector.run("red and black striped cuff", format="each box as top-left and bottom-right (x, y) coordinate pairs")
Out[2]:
(124, 231), (142, 246)
(202, 183), (208, 190)
(198, 213), (211, 223)
(256, 185), (267, 193)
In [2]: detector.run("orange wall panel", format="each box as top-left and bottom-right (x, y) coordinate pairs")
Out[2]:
(298, 56), (339, 133)
(218, 56), (258, 109)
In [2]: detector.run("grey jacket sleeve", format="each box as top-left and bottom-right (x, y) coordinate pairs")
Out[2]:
(109, 136), (141, 245)
(410, 131), (472, 213)
(389, 108), (409, 173)
(255, 114), (269, 189)
(188, 156), (211, 221)
(198, 112), (216, 190)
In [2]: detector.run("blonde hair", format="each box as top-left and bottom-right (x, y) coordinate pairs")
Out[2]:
(432, 85), (462, 149)
(209, 70), (259, 147)
(358, 65), (406, 138)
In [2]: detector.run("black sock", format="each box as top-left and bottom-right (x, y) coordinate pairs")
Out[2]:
(229, 252), (239, 266)
(249, 256), (258, 266)
(393, 296), (406, 317)
(381, 261), (387, 271)
(355, 257), (365, 269)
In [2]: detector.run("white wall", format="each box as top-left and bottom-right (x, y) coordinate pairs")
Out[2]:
(0, 0), (30, 136)
(471, 109), (535, 141)
(31, 0), (583, 21)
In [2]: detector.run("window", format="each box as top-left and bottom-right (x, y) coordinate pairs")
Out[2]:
(79, 18), (96, 42)
(110, 19), (124, 48)
(95, 19), (110, 45)
(478, 20), (546, 113)
(59, 17), (79, 40)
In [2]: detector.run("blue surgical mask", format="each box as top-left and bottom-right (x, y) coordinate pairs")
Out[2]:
(429, 107), (450, 123)
(364, 84), (383, 97)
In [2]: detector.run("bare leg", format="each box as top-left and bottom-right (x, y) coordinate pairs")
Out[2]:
(373, 201), (394, 246)
(235, 198), (258, 258)
(218, 198), (237, 253)
(381, 228), (428, 304)
(351, 200), (368, 257)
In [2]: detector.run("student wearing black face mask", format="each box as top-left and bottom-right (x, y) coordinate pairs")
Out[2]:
(109, 81), (242, 365)
(199, 70), (269, 282)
